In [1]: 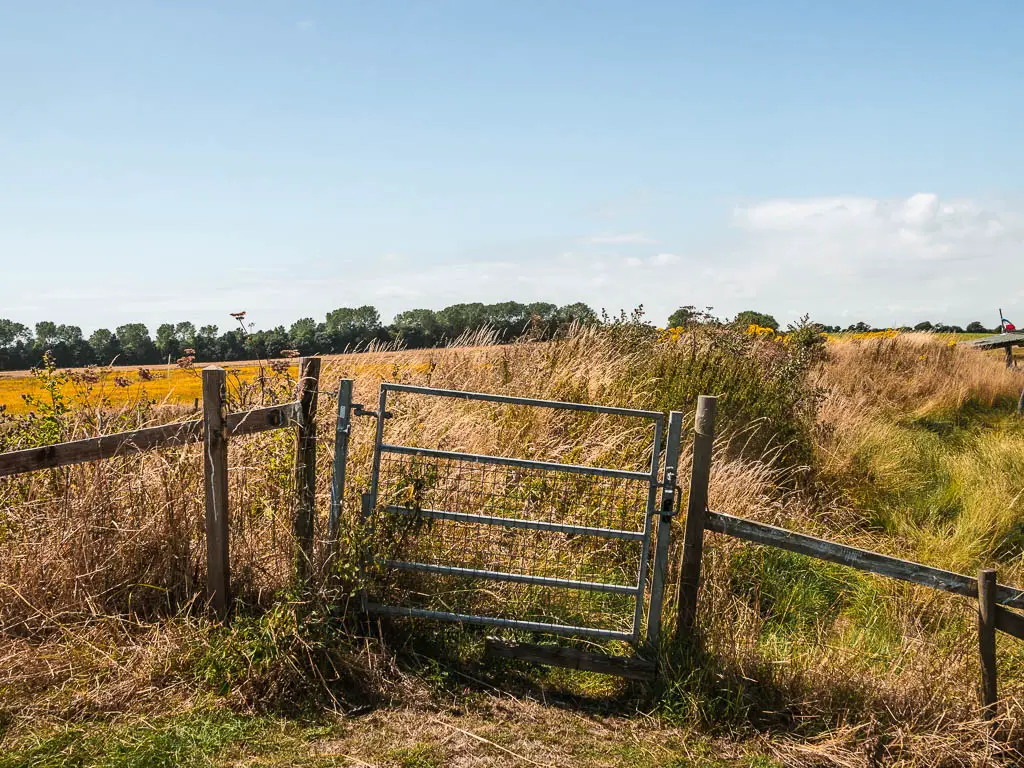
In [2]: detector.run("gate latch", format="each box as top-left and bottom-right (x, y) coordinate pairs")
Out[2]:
(352, 404), (392, 419)
(658, 467), (679, 517)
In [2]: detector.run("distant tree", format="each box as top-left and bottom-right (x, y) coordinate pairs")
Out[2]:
(391, 309), (442, 348)
(913, 321), (934, 332)
(155, 323), (179, 361)
(965, 321), (990, 334)
(89, 328), (121, 365)
(195, 325), (219, 361)
(324, 306), (383, 351)
(33, 321), (58, 351)
(49, 324), (89, 366)
(288, 317), (318, 352)
(0, 319), (32, 369)
(261, 326), (291, 358)
(845, 321), (872, 333)
(175, 322), (197, 348)
(667, 306), (696, 328)
(436, 303), (488, 341)
(734, 310), (779, 331)
(115, 323), (157, 364)
(555, 302), (597, 326)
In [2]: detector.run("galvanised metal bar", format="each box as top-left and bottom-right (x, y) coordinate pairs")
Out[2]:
(366, 603), (635, 641)
(327, 379), (354, 558)
(379, 443), (651, 483)
(384, 559), (639, 595)
(381, 383), (664, 421)
(384, 505), (646, 541)
(367, 386), (388, 512)
(629, 415), (664, 642)
(645, 410), (684, 651)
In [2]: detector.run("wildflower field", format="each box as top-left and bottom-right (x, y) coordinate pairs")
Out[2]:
(2, 323), (1024, 766)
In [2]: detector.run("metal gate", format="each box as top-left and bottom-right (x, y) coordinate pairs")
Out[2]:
(362, 383), (683, 648)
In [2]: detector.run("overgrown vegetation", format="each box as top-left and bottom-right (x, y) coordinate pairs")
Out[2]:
(2, 319), (1023, 765)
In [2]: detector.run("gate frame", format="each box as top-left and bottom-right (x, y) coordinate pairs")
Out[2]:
(362, 383), (682, 648)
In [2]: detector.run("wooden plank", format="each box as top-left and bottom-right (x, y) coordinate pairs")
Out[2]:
(226, 402), (301, 437)
(485, 638), (656, 681)
(978, 568), (998, 719)
(293, 357), (321, 582)
(0, 420), (202, 477)
(676, 396), (717, 637)
(705, 511), (1024, 608)
(0, 402), (298, 478)
(995, 605), (1024, 640)
(202, 367), (231, 619)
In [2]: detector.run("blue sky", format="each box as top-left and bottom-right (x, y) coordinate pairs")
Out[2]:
(2, 1), (1023, 332)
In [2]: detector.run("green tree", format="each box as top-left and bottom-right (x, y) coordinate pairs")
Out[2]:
(965, 321), (990, 334)
(733, 310), (779, 331)
(34, 321), (58, 347)
(288, 317), (318, 352)
(115, 323), (156, 364)
(89, 328), (121, 364)
(0, 319), (31, 348)
(913, 321), (934, 332)
(324, 306), (382, 351)
(175, 321), (197, 348)
(155, 323), (179, 360)
(391, 309), (442, 348)
(554, 302), (598, 329)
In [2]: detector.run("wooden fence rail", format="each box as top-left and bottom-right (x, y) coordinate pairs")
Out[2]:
(0, 359), (322, 619)
(677, 393), (1024, 720)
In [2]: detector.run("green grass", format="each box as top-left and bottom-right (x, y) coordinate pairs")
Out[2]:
(0, 710), (310, 768)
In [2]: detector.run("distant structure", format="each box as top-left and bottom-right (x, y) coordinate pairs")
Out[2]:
(968, 308), (1024, 368)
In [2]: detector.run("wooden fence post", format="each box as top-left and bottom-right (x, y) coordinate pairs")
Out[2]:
(978, 568), (998, 720)
(676, 395), (717, 638)
(293, 357), (321, 582)
(202, 366), (231, 619)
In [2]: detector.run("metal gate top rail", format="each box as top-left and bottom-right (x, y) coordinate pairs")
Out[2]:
(380, 383), (665, 421)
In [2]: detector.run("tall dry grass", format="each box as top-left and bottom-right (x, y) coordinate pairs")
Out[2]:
(3, 325), (1024, 763)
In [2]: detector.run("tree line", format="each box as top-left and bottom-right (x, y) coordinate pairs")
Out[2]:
(667, 307), (1000, 336)
(0, 301), (598, 370)
(0, 301), (1005, 371)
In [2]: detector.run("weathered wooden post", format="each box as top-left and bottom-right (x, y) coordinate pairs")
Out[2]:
(293, 357), (321, 582)
(676, 395), (717, 637)
(646, 410), (684, 653)
(202, 366), (231, 619)
(978, 568), (998, 720)
(326, 378), (354, 567)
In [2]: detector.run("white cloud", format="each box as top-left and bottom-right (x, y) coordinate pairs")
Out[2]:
(724, 192), (1024, 325)
(10, 193), (1022, 333)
